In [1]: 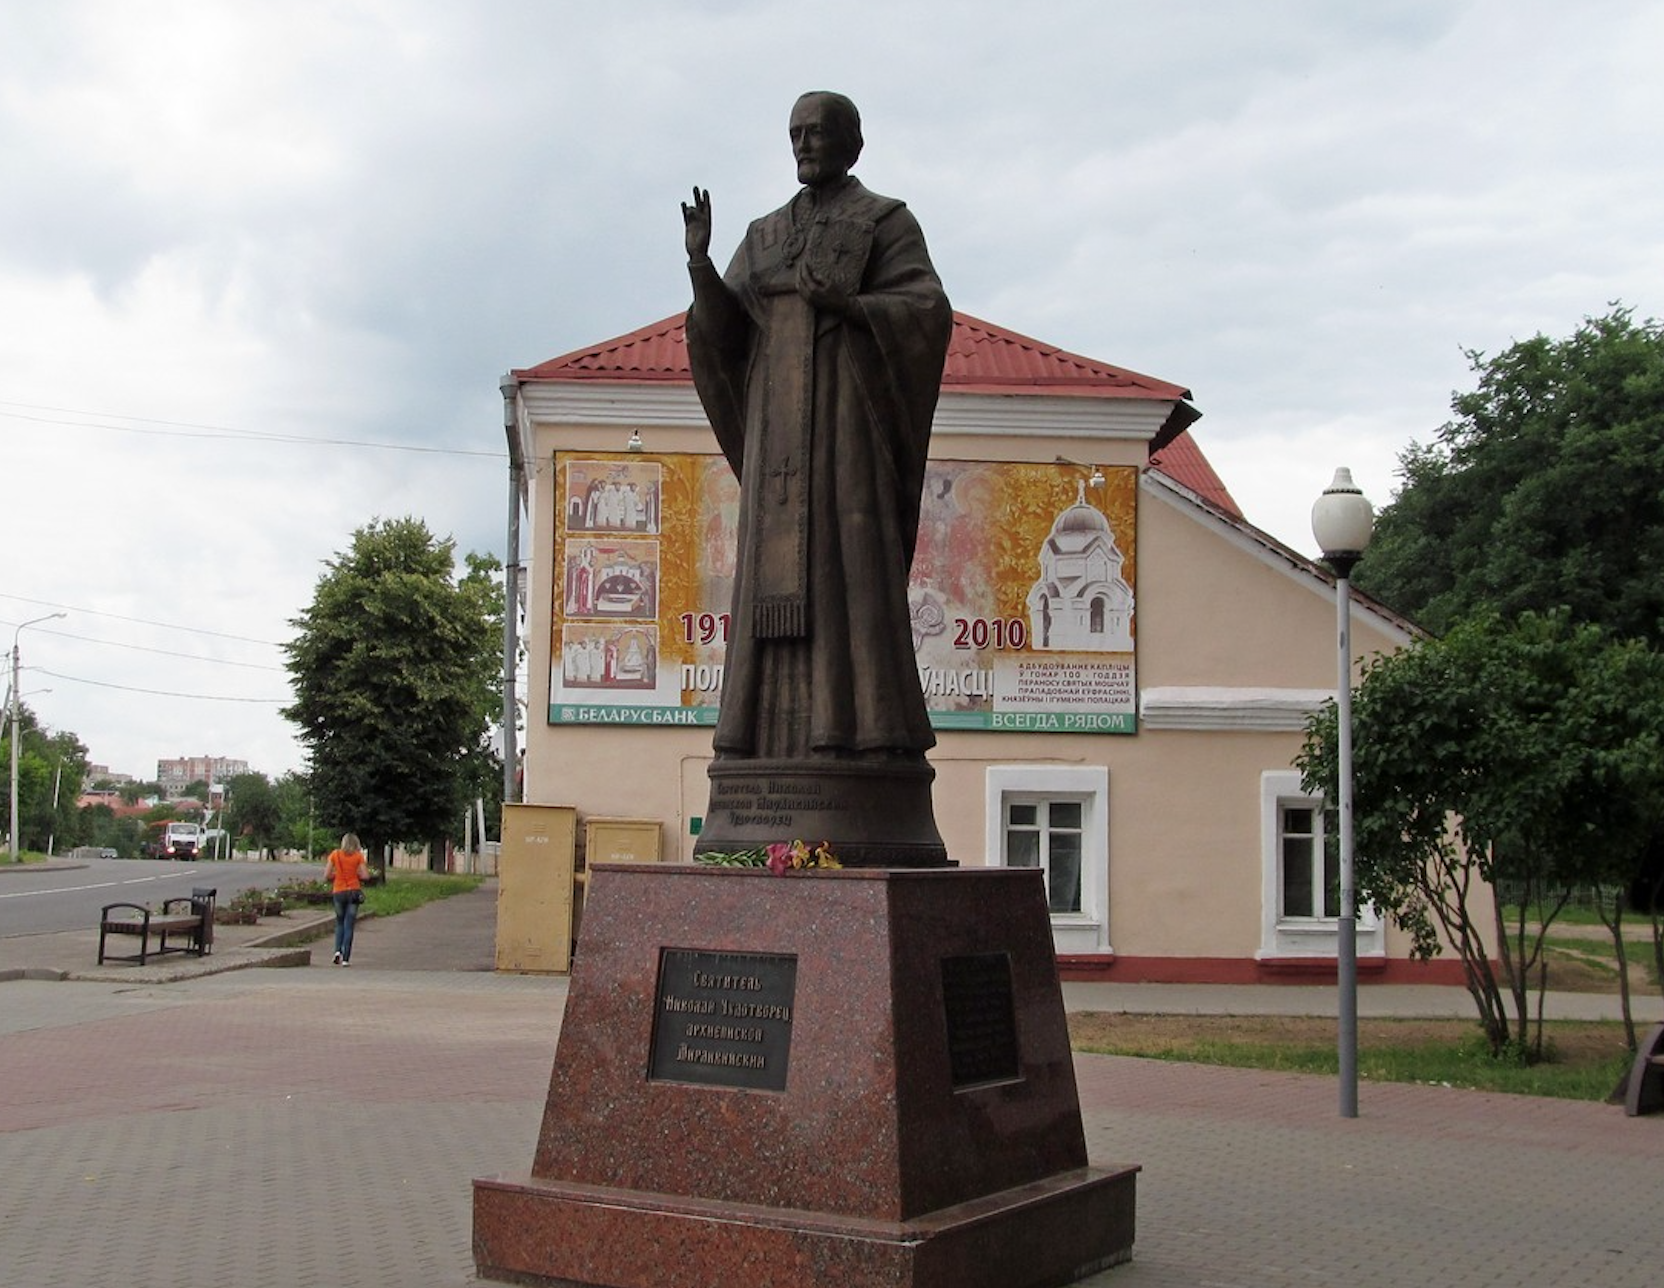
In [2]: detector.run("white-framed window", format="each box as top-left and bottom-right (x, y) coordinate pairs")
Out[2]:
(985, 765), (1110, 955)
(1258, 770), (1382, 961)
(1004, 798), (1084, 913)
(1278, 801), (1336, 920)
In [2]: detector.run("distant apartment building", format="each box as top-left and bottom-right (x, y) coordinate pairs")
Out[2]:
(156, 756), (249, 795)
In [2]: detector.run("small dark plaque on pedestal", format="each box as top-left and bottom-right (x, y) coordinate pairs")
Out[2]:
(649, 948), (798, 1091)
(941, 952), (1020, 1088)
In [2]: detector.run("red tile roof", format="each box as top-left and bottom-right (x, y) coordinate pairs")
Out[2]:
(517, 314), (691, 384)
(517, 312), (1235, 516)
(1148, 428), (1240, 517)
(940, 313), (1190, 403)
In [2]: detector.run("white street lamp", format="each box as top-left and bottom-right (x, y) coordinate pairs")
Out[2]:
(1311, 468), (1374, 1119)
(9, 612), (67, 862)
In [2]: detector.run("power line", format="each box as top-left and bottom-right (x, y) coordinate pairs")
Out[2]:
(34, 668), (289, 705)
(10, 623), (288, 671)
(0, 595), (281, 647)
(0, 400), (505, 460)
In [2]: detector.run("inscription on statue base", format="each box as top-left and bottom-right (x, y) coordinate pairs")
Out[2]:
(650, 948), (797, 1091)
(695, 758), (950, 867)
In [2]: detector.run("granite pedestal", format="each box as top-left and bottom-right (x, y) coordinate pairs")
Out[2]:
(474, 864), (1137, 1288)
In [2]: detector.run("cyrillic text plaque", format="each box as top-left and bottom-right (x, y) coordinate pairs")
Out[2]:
(649, 948), (798, 1091)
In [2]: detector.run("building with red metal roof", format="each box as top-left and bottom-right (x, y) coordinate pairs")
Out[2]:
(515, 311), (1239, 517)
(499, 311), (1439, 984)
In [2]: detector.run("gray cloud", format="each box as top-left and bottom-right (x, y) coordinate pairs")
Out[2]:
(3, 0), (1660, 776)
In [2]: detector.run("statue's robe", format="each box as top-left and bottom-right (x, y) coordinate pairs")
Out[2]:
(687, 176), (952, 759)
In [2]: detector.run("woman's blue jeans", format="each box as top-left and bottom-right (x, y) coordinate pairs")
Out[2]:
(332, 891), (359, 960)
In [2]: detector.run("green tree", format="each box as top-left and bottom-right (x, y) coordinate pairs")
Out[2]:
(1, 706), (88, 854)
(1298, 613), (1664, 1059)
(77, 802), (141, 857)
(457, 551), (506, 845)
(223, 771), (283, 859)
(271, 770), (329, 859)
(282, 518), (501, 869)
(1358, 308), (1664, 640)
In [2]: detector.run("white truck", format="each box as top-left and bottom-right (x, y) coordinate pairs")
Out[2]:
(161, 821), (204, 860)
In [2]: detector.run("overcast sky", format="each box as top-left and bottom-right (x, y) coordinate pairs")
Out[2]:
(5, 0), (1662, 783)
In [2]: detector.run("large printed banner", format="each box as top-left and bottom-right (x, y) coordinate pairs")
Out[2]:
(550, 452), (1137, 733)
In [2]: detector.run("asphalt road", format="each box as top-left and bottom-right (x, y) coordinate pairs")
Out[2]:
(0, 856), (316, 937)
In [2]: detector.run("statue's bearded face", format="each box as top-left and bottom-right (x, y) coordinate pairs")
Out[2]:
(789, 95), (855, 188)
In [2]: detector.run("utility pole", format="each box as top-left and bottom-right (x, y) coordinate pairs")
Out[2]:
(47, 760), (62, 856)
(9, 612), (66, 862)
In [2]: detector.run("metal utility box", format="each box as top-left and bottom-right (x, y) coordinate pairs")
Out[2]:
(583, 817), (663, 866)
(496, 804), (578, 974)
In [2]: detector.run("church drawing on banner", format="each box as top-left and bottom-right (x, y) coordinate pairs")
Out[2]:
(1027, 482), (1135, 654)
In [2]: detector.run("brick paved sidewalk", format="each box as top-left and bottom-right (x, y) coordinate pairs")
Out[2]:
(1, 884), (1658, 1287)
(0, 965), (1657, 1287)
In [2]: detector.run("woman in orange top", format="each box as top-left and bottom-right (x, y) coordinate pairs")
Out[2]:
(324, 832), (369, 965)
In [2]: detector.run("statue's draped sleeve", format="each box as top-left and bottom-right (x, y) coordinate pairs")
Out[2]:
(686, 258), (752, 478)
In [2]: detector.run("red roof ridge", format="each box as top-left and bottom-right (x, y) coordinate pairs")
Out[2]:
(516, 311), (1192, 400)
(942, 312), (1192, 402)
(513, 310), (1228, 514)
(515, 313), (691, 383)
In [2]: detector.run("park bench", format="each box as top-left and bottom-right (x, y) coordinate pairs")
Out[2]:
(97, 887), (217, 966)
(1623, 1021), (1664, 1117)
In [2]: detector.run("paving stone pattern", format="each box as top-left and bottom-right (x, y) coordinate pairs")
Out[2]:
(0, 884), (1658, 1287)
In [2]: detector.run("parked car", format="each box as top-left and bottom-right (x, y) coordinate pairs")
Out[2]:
(99, 847), (119, 859)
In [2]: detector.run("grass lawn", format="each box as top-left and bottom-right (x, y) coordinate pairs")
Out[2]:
(274, 868), (484, 920)
(1070, 913), (1663, 1101)
(1068, 1012), (1638, 1101)
(362, 869), (484, 917)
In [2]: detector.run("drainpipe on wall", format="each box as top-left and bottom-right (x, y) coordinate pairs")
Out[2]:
(501, 372), (524, 807)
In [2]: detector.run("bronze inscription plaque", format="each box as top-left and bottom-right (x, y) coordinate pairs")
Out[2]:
(649, 948), (798, 1091)
(941, 952), (1021, 1088)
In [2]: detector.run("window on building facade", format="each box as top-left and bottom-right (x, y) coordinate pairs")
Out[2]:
(1258, 770), (1383, 961)
(1004, 797), (1084, 913)
(1278, 803), (1338, 919)
(985, 765), (1110, 955)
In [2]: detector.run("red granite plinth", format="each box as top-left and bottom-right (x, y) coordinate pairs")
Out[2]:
(474, 864), (1138, 1288)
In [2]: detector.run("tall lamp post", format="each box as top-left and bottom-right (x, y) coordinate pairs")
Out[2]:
(1311, 468), (1374, 1119)
(9, 612), (67, 862)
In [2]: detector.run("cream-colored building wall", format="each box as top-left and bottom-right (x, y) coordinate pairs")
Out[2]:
(516, 397), (1420, 965)
(1136, 478), (1405, 687)
(927, 734), (1272, 957)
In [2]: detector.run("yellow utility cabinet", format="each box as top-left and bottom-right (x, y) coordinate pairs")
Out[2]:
(572, 817), (664, 946)
(584, 817), (662, 866)
(496, 804), (577, 974)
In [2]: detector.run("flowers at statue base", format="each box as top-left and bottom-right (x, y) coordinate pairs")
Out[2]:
(695, 840), (841, 874)
(766, 839), (840, 874)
